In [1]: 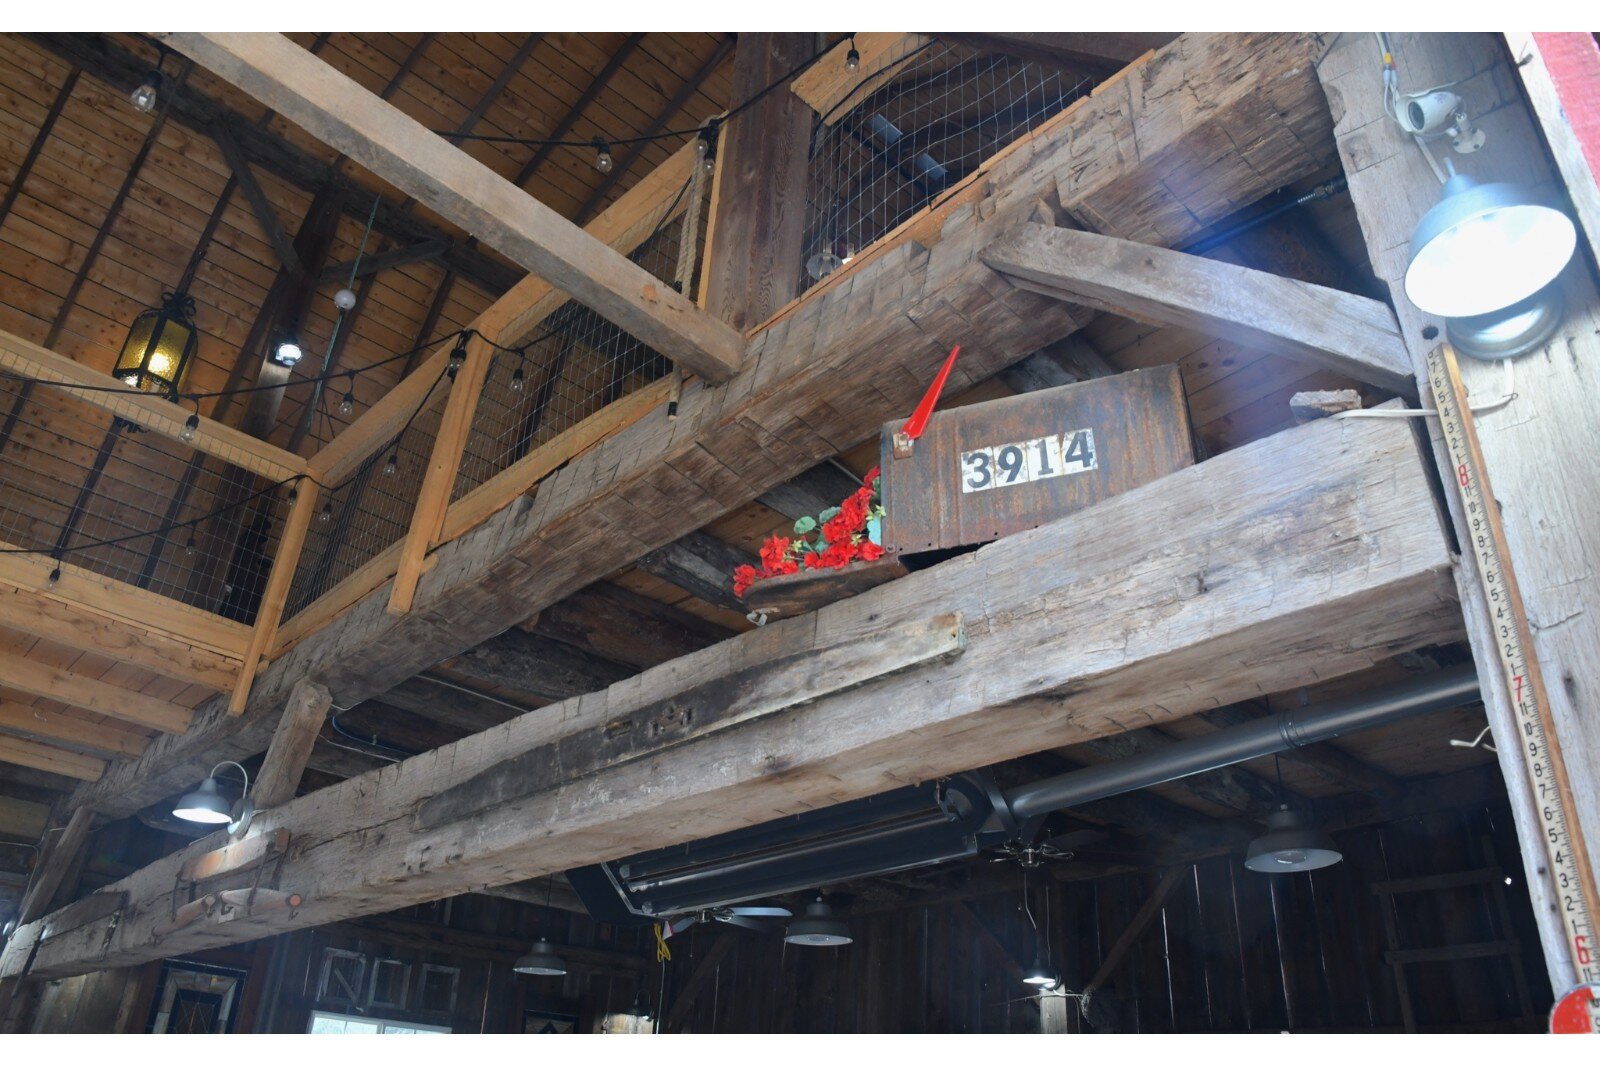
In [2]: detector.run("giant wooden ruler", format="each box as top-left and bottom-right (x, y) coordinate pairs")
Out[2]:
(1425, 342), (1600, 1029)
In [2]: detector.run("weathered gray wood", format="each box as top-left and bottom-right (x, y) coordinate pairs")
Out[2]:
(529, 582), (735, 671)
(16, 808), (91, 926)
(68, 33), (1340, 824)
(416, 613), (966, 828)
(1318, 31), (1600, 986)
(982, 224), (1415, 392)
(1083, 865), (1189, 999)
(160, 32), (745, 382)
(252, 679), (331, 810)
(756, 463), (864, 522)
(1290, 389), (1364, 422)
(439, 629), (633, 704)
(937, 32), (1177, 73)
(637, 531), (756, 613)
(4, 410), (1459, 980)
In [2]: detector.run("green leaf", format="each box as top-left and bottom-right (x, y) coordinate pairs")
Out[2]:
(867, 517), (882, 545)
(793, 515), (817, 534)
(819, 506), (841, 523)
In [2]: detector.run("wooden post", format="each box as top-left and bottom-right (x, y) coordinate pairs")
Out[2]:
(699, 33), (814, 330)
(229, 480), (319, 715)
(1317, 32), (1600, 989)
(252, 679), (332, 808)
(388, 333), (493, 615)
(16, 808), (93, 927)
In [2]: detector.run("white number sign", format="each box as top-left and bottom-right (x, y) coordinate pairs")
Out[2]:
(959, 429), (1096, 493)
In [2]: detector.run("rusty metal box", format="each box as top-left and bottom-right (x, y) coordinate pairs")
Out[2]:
(879, 365), (1193, 554)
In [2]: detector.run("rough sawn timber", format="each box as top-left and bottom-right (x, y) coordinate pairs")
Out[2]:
(68, 32), (1339, 822)
(1, 409), (1461, 980)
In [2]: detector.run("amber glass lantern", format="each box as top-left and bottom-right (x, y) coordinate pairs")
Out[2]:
(114, 291), (198, 396)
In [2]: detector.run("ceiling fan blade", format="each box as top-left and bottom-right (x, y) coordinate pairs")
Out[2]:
(1043, 828), (1111, 850)
(718, 914), (774, 933)
(727, 906), (792, 917)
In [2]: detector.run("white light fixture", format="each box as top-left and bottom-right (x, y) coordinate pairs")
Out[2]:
(271, 335), (304, 368)
(1447, 287), (1565, 362)
(784, 898), (851, 946)
(1022, 953), (1060, 990)
(131, 68), (163, 113)
(513, 938), (568, 976)
(1405, 172), (1576, 320)
(173, 761), (254, 835)
(1244, 806), (1342, 874)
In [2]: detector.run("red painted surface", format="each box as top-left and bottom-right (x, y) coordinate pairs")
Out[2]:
(1534, 33), (1600, 185)
(1548, 982), (1600, 1033)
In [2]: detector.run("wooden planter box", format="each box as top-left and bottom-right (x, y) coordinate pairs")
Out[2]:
(741, 556), (908, 621)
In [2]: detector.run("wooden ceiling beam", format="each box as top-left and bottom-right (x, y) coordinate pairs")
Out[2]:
(0, 736), (104, 783)
(981, 224), (1416, 393)
(0, 701), (148, 760)
(162, 32), (745, 382)
(0, 650), (192, 735)
(24, 33), (520, 296)
(530, 580), (735, 671)
(0, 66), (80, 232)
(66, 32), (1342, 824)
(209, 118), (302, 275)
(636, 530), (755, 614)
(2, 405), (1460, 980)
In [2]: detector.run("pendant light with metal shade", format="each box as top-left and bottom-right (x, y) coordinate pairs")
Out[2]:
(514, 877), (570, 976)
(783, 896), (852, 946)
(1405, 167), (1577, 360)
(1245, 758), (1342, 873)
(172, 760), (254, 836)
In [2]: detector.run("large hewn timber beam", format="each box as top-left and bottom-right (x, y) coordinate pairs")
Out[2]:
(1318, 31), (1600, 989)
(67, 33), (1340, 823)
(936, 32), (1177, 74)
(160, 33), (745, 383)
(2, 410), (1461, 980)
(981, 224), (1415, 392)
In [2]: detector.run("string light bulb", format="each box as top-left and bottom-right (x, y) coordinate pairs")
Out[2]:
(339, 375), (356, 415)
(317, 503), (332, 524)
(698, 120), (719, 174)
(448, 334), (469, 376)
(185, 536), (197, 558)
(845, 37), (860, 73)
(510, 366), (525, 392)
(131, 68), (163, 113)
(383, 454), (398, 477)
(333, 287), (358, 311)
(180, 413), (199, 443)
(593, 140), (613, 174)
(48, 566), (61, 585)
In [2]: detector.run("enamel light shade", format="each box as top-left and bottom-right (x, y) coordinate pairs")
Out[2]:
(513, 938), (568, 976)
(172, 776), (233, 824)
(1404, 174), (1576, 319)
(784, 900), (852, 946)
(1244, 807), (1343, 873)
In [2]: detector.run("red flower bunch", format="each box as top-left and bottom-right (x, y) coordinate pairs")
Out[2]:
(732, 467), (886, 600)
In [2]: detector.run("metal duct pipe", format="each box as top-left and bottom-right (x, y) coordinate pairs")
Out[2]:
(1003, 664), (1480, 821)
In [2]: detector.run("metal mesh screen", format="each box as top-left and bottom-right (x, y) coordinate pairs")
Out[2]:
(283, 368), (450, 619)
(798, 38), (1096, 294)
(0, 372), (291, 622)
(452, 184), (706, 502)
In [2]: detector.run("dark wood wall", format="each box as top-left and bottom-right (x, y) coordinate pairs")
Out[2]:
(19, 796), (1555, 1034)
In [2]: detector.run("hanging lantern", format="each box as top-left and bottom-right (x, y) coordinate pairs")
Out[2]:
(114, 291), (198, 396)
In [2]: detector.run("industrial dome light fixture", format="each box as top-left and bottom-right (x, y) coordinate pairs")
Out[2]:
(173, 761), (254, 835)
(1022, 953), (1061, 990)
(1447, 286), (1566, 362)
(513, 938), (569, 976)
(1244, 805), (1343, 874)
(1404, 171), (1576, 321)
(271, 334), (305, 368)
(784, 897), (852, 946)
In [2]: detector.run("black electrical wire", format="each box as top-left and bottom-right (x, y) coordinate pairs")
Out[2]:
(438, 39), (837, 151)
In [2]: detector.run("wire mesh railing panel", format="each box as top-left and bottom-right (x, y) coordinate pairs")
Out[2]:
(798, 38), (1096, 295)
(283, 367), (451, 620)
(452, 182), (706, 504)
(0, 372), (292, 623)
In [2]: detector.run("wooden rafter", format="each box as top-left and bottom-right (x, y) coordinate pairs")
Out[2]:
(0, 66), (80, 232)
(210, 118), (301, 275)
(26, 32), (521, 296)
(0, 700), (147, 760)
(575, 37), (733, 226)
(980, 223), (1416, 393)
(0, 735), (104, 782)
(162, 32), (745, 382)
(0, 650), (192, 735)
